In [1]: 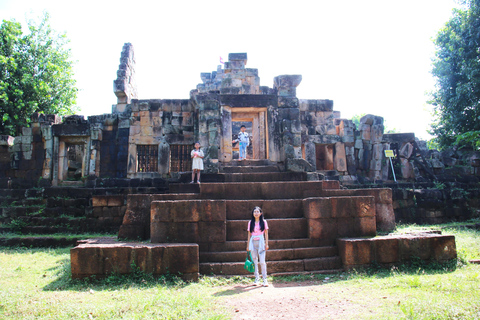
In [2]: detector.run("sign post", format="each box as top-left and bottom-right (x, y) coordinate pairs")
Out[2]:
(384, 150), (397, 182)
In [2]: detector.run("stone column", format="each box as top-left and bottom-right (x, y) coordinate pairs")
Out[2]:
(274, 75), (302, 162)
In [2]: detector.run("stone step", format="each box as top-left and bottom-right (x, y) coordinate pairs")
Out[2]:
(18, 222), (121, 234)
(0, 189), (27, 198)
(200, 246), (338, 263)
(198, 181), (340, 200)
(225, 199), (304, 220)
(177, 172), (307, 183)
(17, 216), (96, 227)
(0, 236), (80, 248)
(19, 226), (78, 234)
(200, 239), (335, 252)
(221, 172), (307, 182)
(227, 218), (308, 241)
(220, 165), (280, 173)
(0, 206), (45, 218)
(224, 160), (275, 167)
(0, 198), (21, 206)
(46, 197), (88, 208)
(168, 183), (200, 194)
(199, 256), (343, 275)
(23, 198), (46, 206)
(42, 207), (87, 217)
(0, 198), (44, 207)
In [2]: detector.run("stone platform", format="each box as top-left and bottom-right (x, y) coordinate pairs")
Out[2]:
(70, 238), (199, 281)
(338, 232), (457, 269)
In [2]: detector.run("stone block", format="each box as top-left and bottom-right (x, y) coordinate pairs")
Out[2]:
(71, 242), (198, 281)
(303, 198), (333, 219)
(399, 237), (432, 260)
(22, 127), (32, 136)
(92, 196), (108, 207)
(308, 218), (338, 240)
(375, 203), (396, 232)
(371, 124), (384, 143)
(337, 239), (374, 267)
(198, 221), (226, 243)
(334, 142), (347, 172)
(431, 235), (457, 261)
(361, 124), (371, 140)
(375, 238), (399, 264)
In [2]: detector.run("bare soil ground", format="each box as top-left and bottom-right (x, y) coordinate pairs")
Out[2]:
(214, 280), (375, 320)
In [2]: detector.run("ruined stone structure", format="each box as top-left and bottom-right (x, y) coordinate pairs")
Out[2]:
(1, 43), (479, 187)
(0, 44), (466, 279)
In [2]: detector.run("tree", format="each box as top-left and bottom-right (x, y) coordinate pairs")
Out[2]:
(429, 0), (480, 149)
(0, 13), (77, 136)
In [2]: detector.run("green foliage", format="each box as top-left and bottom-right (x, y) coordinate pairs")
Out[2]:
(352, 113), (398, 133)
(429, 0), (480, 149)
(0, 13), (78, 136)
(426, 138), (440, 150)
(351, 113), (366, 130)
(454, 130), (480, 150)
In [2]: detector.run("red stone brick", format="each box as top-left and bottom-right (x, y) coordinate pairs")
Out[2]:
(226, 220), (246, 241)
(151, 201), (175, 223)
(107, 195), (124, 207)
(200, 262), (222, 275)
(374, 238), (399, 263)
(267, 218), (307, 239)
(70, 246), (104, 277)
(198, 221), (226, 243)
(200, 184), (225, 199)
(303, 198), (332, 219)
(337, 218), (356, 237)
(92, 196), (107, 207)
(399, 237), (432, 260)
(163, 244), (199, 274)
(200, 200), (226, 222)
(173, 201), (201, 222)
(304, 257), (342, 271)
(176, 223), (200, 243)
(226, 200), (264, 220)
(150, 222), (173, 243)
(432, 235), (457, 261)
(268, 260), (304, 273)
(150, 246), (166, 274)
(354, 217), (377, 236)
(337, 239), (374, 266)
(308, 218), (338, 240)
(132, 246), (150, 272)
(375, 203), (396, 232)
(103, 246), (132, 274)
(268, 249), (295, 261)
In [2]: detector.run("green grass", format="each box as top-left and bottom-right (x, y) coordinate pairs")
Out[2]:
(0, 247), (230, 319)
(0, 232), (116, 240)
(0, 225), (479, 319)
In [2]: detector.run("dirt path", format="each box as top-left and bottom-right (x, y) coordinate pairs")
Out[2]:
(214, 281), (366, 320)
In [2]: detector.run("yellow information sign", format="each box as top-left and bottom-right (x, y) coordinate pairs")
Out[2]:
(384, 150), (395, 158)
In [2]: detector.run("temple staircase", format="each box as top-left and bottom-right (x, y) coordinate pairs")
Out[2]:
(151, 160), (345, 276)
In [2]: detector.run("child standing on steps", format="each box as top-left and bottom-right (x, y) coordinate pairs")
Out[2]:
(190, 142), (204, 184)
(232, 125), (249, 161)
(246, 206), (269, 286)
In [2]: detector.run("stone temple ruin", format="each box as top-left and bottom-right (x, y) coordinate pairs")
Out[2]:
(1, 43), (473, 279)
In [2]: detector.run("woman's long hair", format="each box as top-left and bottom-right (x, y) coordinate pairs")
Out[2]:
(249, 206), (265, 232)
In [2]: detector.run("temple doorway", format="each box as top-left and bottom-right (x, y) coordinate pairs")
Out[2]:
(220, 107), (268, 162)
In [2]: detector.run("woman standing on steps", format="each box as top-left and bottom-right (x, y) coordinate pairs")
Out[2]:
(190, 141), (204, 184)
(246, 206), (269, 286)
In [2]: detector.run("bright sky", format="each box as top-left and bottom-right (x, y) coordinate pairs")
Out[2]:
(1, 0), (458, 139)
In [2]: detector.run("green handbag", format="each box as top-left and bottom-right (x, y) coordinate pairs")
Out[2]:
(244, 251), (255, 273)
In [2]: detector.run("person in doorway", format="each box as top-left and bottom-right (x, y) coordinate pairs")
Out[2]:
(232, 125), (249, 161)
(246, 206), (269, 286)
(190, 141), (204, 184)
